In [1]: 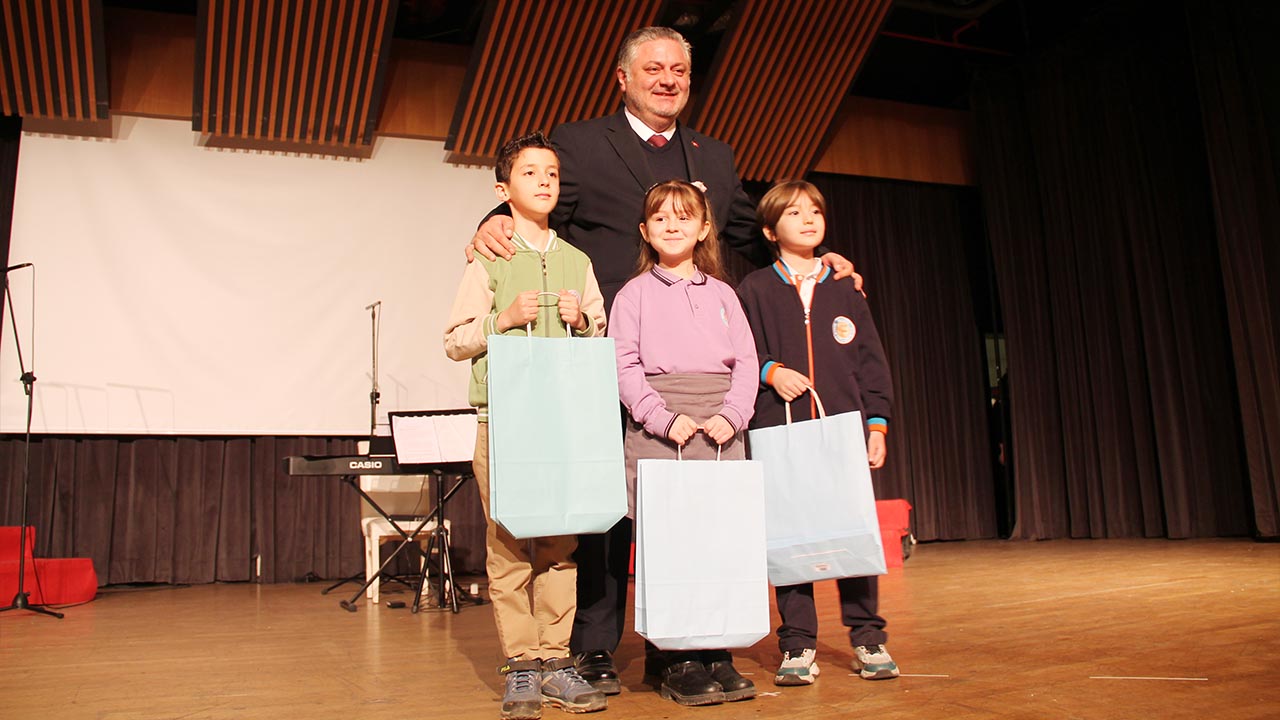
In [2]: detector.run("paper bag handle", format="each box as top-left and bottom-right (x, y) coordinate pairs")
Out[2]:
(783, 388), (827, 425)
(523, 291), (574, 337)
(675, 433), (723, 461)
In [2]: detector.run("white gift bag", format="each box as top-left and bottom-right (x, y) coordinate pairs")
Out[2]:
(748, 392), (886, 586)
(634, 452), (769, 650)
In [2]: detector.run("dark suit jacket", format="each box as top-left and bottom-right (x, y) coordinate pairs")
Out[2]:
(488, 109), (767, 309)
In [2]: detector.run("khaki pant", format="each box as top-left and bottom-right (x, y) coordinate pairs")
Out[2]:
(474, 424), (579, 661)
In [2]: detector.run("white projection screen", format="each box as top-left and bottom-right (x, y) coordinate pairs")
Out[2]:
(1, 117), (497, 435)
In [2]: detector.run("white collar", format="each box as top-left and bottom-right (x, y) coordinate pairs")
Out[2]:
(512, 228), (558, 253)
(624, 108), (676, 144)
(780, 257), (823, 281)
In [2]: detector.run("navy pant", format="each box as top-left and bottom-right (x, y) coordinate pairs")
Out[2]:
(570, 517), (632, 654)
(775, 575), (887, 652)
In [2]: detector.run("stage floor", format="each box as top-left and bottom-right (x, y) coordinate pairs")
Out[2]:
(2, 538), (1277, 719)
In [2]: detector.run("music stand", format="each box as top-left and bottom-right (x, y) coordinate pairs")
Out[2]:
(388, 409), (478, 613)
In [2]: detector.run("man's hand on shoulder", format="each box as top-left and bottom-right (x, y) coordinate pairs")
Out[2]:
(820, 251), (865, 294)
(467, 215), (517, 262)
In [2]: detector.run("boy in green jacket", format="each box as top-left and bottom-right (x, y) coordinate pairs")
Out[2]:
(444, 132), (608, 719)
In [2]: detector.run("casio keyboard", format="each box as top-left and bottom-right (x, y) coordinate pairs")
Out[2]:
(283, 453), (473, 613)
(284, 454), (471, 478)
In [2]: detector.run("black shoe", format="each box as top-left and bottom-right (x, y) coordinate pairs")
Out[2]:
(706, 660), (756, 702)
(656, 661), (725, 706)
(574, 650), (621, 695)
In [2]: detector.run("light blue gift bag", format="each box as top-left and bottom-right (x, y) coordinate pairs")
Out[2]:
(486, 317), (626, 539)
(634, 451), (770, 650)
(747, 392), (886, 586)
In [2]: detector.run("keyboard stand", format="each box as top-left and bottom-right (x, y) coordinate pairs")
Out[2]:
(337, 465), (473, 613)
(321, 572), (364, 596)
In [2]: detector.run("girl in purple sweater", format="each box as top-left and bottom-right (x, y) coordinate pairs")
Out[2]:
(609, 180), (759, 707)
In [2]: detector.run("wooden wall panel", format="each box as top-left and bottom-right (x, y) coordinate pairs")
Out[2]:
(102, 13), (472, 143)
(106, 8), (195, 118)
(815, 96), (975, 186)
(376, 39), (468, 140)
(41, 6), (974, 183)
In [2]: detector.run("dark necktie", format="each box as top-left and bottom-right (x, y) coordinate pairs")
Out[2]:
(647, 134), (668, 148)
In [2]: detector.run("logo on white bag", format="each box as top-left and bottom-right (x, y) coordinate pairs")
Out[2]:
(813, 562), (831, 572)
(832, 316), (856, 345)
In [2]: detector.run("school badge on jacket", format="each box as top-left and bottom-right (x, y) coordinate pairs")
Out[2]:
(832, 315), (857, 344)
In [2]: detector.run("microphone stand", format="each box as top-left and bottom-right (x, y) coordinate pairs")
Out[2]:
(367, 301), (380, 442)
(320, 300), (381, 597)
(0, 263), (62, 619)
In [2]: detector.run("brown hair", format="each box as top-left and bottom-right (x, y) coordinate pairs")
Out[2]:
(635, 180), (723, 280)
(495, 131), (555, 183)
(756, 180), (826, 257)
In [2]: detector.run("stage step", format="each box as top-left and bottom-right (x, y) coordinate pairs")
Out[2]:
(0, 526), (98, 605)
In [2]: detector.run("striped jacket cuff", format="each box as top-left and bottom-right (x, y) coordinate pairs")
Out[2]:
(761, 361), (783, 385)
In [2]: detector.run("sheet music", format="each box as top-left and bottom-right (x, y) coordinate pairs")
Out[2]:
(390, 412), (477, 464)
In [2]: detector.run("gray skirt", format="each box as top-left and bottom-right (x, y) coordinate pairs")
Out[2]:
(624, 372), (746, 518)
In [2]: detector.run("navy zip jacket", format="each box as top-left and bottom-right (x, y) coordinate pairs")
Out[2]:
(737, 260), (893, 431)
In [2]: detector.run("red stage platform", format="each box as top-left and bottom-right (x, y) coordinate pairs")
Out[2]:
(876, 498), (913, 568)
(0, 527), (98, 606)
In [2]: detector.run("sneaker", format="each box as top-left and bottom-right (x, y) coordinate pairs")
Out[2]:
(541, 657), (607, 714)
(852, 644), (899, 680)
(774, 648), (820, 686)
(500, 659), (544, 719)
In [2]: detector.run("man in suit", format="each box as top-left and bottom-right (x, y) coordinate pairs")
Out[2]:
(468, 26), (856, 708)
(470, 27), (773, 309)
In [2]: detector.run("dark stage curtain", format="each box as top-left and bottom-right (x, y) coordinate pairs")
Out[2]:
(1185, 0), (1280, 537)
(811, 174), (997, 541)
(1, 116), (18, 265)
(971, 2), (1251, 539)
(0, 435), (488, 585)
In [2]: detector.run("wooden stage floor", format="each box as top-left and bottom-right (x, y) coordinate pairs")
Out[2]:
(2, 538), (1277, 719)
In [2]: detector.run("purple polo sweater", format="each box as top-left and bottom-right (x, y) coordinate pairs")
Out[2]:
(610, 266), (759, 437)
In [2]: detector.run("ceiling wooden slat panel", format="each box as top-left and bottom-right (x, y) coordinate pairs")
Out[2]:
(48, 1), (69, 117)
(788, 0), (883, 179)
(756, 0), (861, 180)
(0, 0), (108, 121)
(194, 0), (396, 152)
(447, 0), (663, 165)
(691, 0), (892, 182)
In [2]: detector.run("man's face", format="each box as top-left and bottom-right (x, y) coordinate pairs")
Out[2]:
(617, 38), (691, 132)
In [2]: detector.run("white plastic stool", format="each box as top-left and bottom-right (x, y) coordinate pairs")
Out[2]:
(361, 513), (451, 605)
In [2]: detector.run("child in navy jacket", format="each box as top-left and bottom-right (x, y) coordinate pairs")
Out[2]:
(736, 180), (898, 686)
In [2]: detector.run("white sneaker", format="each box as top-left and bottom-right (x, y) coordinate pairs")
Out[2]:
(774, 648), (820, 686)
(852, 644), (899, 680)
